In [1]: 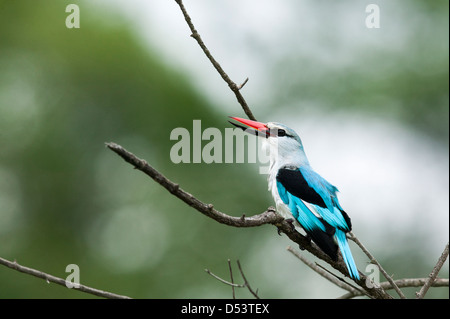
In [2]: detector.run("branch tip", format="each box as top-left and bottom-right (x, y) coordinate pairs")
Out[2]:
(238, 77), (249, 90)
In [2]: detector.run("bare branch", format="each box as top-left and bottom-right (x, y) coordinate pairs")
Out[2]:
(174, 0), (256, 121)
(105, 142), (282, 228)
(106, 142), (394, 299)
(339, 278), (449, 299)
(416, 242), (449, 299)
(0, 256), (131, 299)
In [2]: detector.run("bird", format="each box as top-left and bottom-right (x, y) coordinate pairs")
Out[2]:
(229, 116), (360, 280)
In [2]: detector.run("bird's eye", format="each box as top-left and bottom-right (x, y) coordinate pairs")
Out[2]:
(277, 129), (286, 137)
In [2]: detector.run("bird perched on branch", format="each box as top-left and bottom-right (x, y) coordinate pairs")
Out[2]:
(230, 117), (360, 280)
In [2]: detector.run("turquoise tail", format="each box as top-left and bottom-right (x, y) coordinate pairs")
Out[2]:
(335, 230), (360, 280)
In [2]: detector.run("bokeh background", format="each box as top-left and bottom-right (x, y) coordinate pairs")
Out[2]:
(0, 0), (448, 298)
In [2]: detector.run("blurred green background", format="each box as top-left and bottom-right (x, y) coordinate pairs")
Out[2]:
(0, 0), (448, 298)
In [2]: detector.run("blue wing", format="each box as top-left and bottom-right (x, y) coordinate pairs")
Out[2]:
(278, 166), (352, 231)
(276, 166), (360, 280)
(277, 178), (338, 261)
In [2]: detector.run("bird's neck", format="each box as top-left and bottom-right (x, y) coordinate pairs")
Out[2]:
(267, 145), (310, 189)
(268, 146), (310, 172)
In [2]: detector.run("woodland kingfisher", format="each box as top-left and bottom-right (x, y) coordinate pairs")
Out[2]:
(230, 116), (360, 280)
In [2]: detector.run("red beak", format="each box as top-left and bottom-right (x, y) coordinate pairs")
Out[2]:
(229, 117), (269, 138)
(229, 117), (267, 130)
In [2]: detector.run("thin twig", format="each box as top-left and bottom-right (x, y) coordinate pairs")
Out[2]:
(205, 269), (245, 288)
(236, 260), (259, 299)
(205, 260), (259, 298)
(314, 263), (373, 299)
(416, 242), (449, 299)
(174, 0), (256, 121)
(349, 232), (406, 299)
(286, 246), (356, 293)
(0, 256), (131, 299)
(237, 77), (249, 90)
(228, 259), (236, 299)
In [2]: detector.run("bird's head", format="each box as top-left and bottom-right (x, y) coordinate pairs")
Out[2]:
(229, 117), (308, 167)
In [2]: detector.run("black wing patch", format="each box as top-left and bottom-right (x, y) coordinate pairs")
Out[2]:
(277, 168), (327, 208)
(339, 210), (352, 231)
(277, 168), (339, 260)
(307, 224), (338, 261)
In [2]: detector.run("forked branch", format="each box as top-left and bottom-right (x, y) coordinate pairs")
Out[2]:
(205, 259), (259, 299)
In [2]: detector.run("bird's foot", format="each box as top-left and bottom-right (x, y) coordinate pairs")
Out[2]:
(277, 218), (296, 236)
(298, 234), (311, 251)
(285, 218), (296, 232)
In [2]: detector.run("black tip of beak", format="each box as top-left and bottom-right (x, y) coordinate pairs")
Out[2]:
(228, 120), (247, 131)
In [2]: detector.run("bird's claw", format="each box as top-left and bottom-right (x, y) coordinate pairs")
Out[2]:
(276, 218), (299, 237)
(285, 218), (296, 232)
(277, 218), (296, 236)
